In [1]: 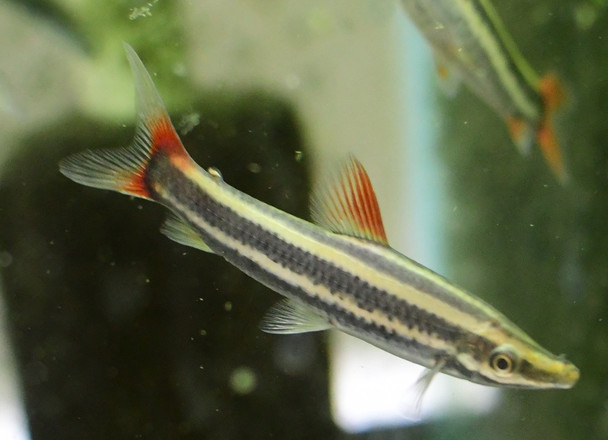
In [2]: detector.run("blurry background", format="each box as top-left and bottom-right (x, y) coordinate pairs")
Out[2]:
(0, 0), (606, 439)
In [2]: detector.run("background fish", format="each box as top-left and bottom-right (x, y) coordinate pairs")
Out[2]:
(400, 0), (568, 182)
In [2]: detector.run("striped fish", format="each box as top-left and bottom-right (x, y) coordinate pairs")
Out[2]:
(400, 0), (568, 182)
(59, 44), (579, 392)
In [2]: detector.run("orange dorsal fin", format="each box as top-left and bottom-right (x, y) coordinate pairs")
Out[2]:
(311, 156), (388, 245)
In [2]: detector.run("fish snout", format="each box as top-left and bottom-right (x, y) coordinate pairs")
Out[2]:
(555, 361), (580, 389)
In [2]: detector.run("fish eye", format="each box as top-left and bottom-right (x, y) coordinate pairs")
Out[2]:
(489, 347), (518, 376)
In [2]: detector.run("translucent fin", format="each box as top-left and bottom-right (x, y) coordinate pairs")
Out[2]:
(433, 53), (461, 98)
(311, 156), (389, 245)
(59, 145), (153, 198)
(160, 214), (213, 253)
(125, 42), (168, 127)
(412, 360), (443, 407)
(507, 116), (535, 156)
(59, 43), (189, 199)
(404, 358), (445, 417)
(537, 73), (569, 184)
(259, 299), (331, 334)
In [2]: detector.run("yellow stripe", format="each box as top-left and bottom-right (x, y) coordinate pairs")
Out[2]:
(180, 166), (505, 345)
(457, 0), (540, 119)
(169, 193), (457, 364)
(478, 0), (539, 87)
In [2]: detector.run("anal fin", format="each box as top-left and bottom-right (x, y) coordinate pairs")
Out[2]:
(507, 116), (535, 156)
(259, 299), (331, 334)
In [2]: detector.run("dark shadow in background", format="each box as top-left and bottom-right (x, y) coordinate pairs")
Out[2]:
(0, 92), (343, 440)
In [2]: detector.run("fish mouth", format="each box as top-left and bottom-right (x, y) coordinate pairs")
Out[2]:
(555, 362), (580, 389)
(521, 355), (580, 389)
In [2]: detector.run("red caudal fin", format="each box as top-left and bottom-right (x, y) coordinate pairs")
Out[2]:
(59, 43), (189, 199)
(537, 73), (568, 184)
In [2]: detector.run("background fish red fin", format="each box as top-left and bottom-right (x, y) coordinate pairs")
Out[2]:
(507, 74), (568, 183)
(537, 73), (568, 183)
(507, 116), (535, 156)
(311, 156), (389, 245)
(59, 43), (190, 199)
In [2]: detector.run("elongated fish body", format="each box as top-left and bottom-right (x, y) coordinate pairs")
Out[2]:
(60, 44), (579, 390)
(400, 0), (567, 182)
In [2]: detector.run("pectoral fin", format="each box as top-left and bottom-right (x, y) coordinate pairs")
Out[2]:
(433, 53), (462, 98)
(160, 214), (214, 253)
(507, 116), (535, 156)
(410, 357), (446, 412)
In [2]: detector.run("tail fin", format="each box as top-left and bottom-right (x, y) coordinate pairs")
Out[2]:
(59, 43), (188, 199)
(537, 73), (568, 184)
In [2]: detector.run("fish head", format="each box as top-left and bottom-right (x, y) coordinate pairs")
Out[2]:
(463, 323), (579, 389)
(475, 342), (579, 389)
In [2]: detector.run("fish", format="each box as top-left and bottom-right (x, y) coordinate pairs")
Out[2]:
(59, 44), (579, 392)
(400, 0), (568, 182)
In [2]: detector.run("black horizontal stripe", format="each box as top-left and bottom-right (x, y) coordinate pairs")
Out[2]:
(471, 0), (541, 111)
(402, 0), (541, 121)
(188, 219), (451, 365)
(150, 161), (468, 347)
(153, 163), (492, 321)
